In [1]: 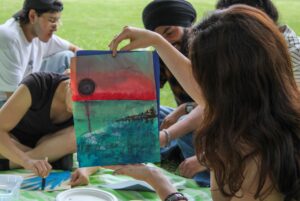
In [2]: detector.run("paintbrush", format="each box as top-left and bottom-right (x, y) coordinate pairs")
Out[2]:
(41, 157), (48, 191)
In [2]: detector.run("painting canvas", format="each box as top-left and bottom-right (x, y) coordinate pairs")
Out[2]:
(71, 50), (160, 167)
(21, 171), (71, 191)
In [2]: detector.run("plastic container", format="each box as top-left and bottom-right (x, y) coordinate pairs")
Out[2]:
(0, 175), (23, 201)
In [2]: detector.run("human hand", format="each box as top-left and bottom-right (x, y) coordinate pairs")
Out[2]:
(178, 156), (206, 178)
(109, 26), (160, 56)
(23, 158), (52, 178)
(113, 164), (160, 183)
(160, 105), (186, 130)
(70, 168), (90, 187)
(159, 131), (167, 147)
(113, 164), (177, 200)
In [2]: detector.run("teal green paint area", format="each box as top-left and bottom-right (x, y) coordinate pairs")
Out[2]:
(73, 100), (160, 167)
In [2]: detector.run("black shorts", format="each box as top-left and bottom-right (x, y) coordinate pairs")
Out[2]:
(11, 131), (45, 148)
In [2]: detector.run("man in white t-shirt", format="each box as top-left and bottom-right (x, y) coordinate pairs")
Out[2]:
(0, 0), (79, 103)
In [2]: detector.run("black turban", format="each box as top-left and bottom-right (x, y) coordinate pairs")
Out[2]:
(142, 0), (197, 31)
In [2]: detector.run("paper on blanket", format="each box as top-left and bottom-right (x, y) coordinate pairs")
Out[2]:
(99, 180), (155, 192)
(21, 171), (71, 191)
(99, 179), (186, 192)
(71, 50), (161, 167)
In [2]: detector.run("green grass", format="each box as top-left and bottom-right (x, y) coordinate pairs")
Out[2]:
(1, 0), (300, 107)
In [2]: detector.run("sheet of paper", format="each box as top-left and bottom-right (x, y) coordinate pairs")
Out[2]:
(21, 171), (71, 191)
(100, 180), (155, 192)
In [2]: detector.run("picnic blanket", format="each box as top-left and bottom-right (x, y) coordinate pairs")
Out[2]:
(1, 164), (211, 201)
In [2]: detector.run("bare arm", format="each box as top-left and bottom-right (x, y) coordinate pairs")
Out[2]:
(69, 44), (81, 53)
(153, 35), (204, 106)
(114, 164), (180, 200)
(110, 26), (205, 106)
(0, 85), (51, 176)
(72, 165), (183, 199)
(160, 105), (203, 147)
(0, 85), (32, 166)
(160, 102), (197, 130)
(70, 167), (99, 186)
(160, 104), (187, 130)
(167, 105), (203, 139)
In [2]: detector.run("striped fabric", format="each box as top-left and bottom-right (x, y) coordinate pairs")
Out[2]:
(282, 25), (300, 86)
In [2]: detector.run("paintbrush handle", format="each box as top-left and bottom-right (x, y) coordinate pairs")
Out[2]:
(41, 157), (48, 190)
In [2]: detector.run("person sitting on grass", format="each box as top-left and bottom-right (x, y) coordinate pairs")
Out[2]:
(0, 0), (79, 107)
(0, 72), (76, 177)
(106, 4), (300, 201)
(142, 0), (209, 187)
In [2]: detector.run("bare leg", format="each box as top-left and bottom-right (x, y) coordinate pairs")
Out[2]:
(9, 126), (77, 169)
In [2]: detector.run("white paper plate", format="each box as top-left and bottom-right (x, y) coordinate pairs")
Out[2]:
(56, 188), (118, 201)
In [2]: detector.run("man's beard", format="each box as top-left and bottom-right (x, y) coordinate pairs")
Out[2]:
(178, 28), (190, 57)
(159, 28), (190, 67)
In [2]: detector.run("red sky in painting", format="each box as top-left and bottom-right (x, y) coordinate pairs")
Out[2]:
(71, 69), (156, 101)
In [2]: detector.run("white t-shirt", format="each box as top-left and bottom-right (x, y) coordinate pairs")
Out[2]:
(282, 25), (300, 86)
(0, 18), (70, 101)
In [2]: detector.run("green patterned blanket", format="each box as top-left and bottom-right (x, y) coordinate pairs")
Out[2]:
(1, 165), (211, 201)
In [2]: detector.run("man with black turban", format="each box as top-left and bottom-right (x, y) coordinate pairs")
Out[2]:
(142, 0), (210, 187)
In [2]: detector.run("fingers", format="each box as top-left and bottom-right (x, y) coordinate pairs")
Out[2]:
(70, 178), (80, 187)
(71, 171), (79, 182)
(31, 165), (39, 177)
(33, 160), (52, 178)
(178, 161), (185, 177)
(108, 26), (138, 56)
(160, 117), (175, 130)
(179, 159), (206, 178)
(120, 43), (135, 52)
(109, 30), (128, 56)
(178, 160), (192, 178)
(70, 171), (90, 187)
(70, 174), (80, 186)
(160, 122), (171, 130)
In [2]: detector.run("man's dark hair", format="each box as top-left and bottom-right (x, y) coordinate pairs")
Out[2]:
(215, 0), (279, 23)
(13, 0), (63, 25)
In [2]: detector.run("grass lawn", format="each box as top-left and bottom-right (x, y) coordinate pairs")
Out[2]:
(1, 0), (299, 107)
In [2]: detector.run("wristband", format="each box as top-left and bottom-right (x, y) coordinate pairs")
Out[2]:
(162, 129), (171, 147)
(185, 102), (194, 114)
(165, 192), (188, 201)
